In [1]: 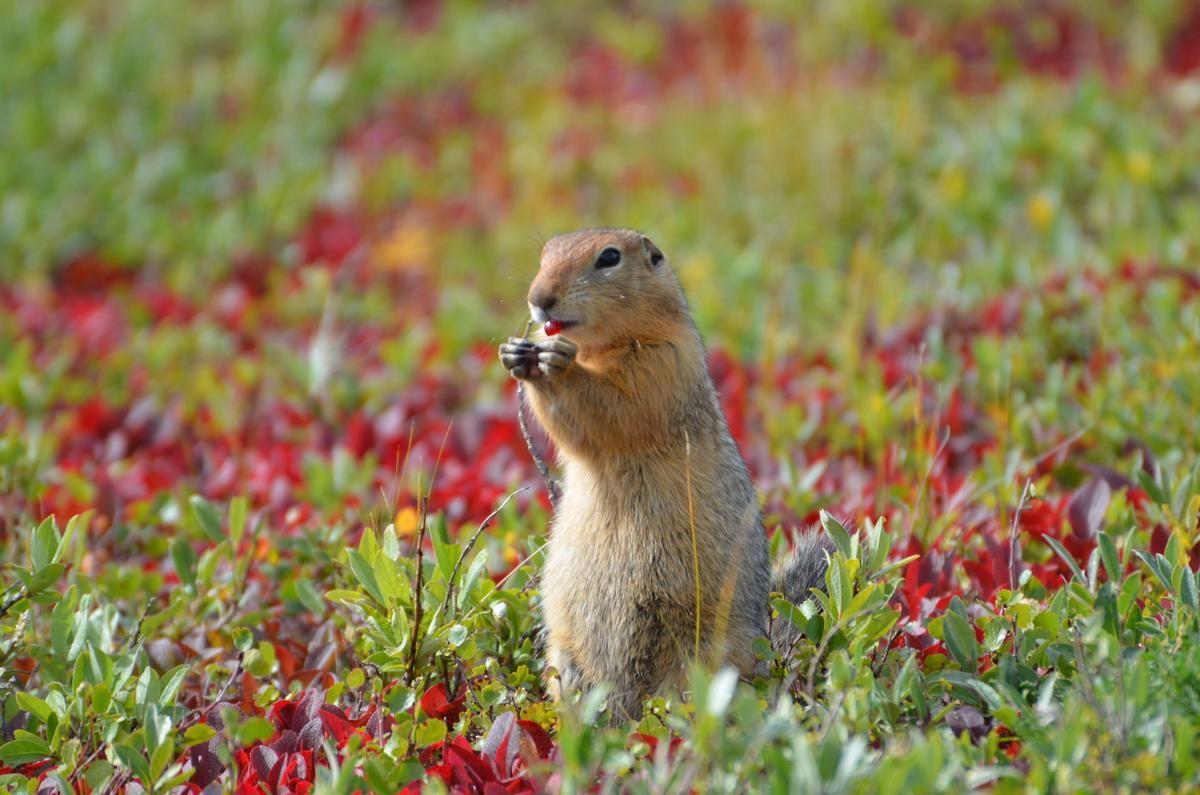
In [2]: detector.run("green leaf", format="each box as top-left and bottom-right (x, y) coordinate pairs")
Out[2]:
(170, 538), (197, 590)
(92, 683), (112, 715)
(1043, 536), (1085, 582)
(158, 664), (190, 707)
(820, 511), (853, 558)
(1180, 568), (1200, 614)
(431, 525), (458, 580)
(50, 588), (76, 659)
(705, 668), (739, 716)
(150, 736), (175, 781)
(446, 624), (469, 647)
(865, 516), (889, 573)
(229, 495), (249, 548)
(358, 527), (379, 560)
(414, 719), (447, 747)
(966, 679), (1003, 711)
(458, 550), (489, 608)
(25, 563), (65, 595)
(295, 578), (327, 616)
(1097, 532), (1120, 584)
(31, 515), (61, 570)
(326, 589), (369, 605)
(942, 609), (979, 673)
(827, 558), (846, 618)
(0, 735), (53, 766)
(771, 596), (808, 632)
(14, 692), (53, 724)
(349, 549), (385, 605)
(231, 717), (276, 746)
(1136, 468), (1168, 507)
(189, 495), (224, 542)
(62, 512), (91, 568)
(113, 743), (151, 783)
(183, 724), (217, 747)
(382, 525), (401, 561)
(1133, 550), (1173, 592)
(232, 627), (254, 653)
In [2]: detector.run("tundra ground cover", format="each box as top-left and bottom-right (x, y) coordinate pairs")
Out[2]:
(2, 2), (1200, 793)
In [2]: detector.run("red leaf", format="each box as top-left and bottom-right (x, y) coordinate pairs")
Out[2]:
(419, 682), (466, 725)
(444, 736), (495, 788)
(1068, 477), (1111, 541)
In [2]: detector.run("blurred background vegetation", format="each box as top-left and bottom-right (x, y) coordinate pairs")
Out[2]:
(4, 0), (1199, 358)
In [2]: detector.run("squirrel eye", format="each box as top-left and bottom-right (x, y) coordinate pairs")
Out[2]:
(595, 247), (621, 269)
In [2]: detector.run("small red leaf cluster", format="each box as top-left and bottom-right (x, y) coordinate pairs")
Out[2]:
(407, 712), (554, 795)
(184, 688), (391, 795)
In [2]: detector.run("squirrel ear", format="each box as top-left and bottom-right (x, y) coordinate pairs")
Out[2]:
(641, 235), (665, 267)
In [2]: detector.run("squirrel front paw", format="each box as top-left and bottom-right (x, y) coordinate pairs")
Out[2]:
(500, 337), (540, 380)
(535, 337), (576, 378)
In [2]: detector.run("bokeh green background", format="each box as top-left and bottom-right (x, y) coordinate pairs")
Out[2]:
(5, 1), (1198, 357)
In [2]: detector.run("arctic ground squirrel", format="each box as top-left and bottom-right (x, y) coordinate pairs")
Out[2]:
(499, 227), (829, 718)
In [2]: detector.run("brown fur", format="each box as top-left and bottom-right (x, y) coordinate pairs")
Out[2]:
(498, 228), (825, 719)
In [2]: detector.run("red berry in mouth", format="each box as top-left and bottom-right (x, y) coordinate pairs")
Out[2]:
(544, 319), (562, 336)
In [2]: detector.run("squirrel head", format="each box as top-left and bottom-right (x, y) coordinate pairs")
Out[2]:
(528, 228), (687, 349)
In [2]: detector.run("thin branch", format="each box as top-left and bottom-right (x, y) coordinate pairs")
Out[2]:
(434, 487), (527, 626)
(0, 586), (26, 620)
(406, 425), (453, 686)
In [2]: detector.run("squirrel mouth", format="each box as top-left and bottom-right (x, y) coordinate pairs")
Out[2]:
(530, 305), (580, 333)
(543, 317), (580, 336)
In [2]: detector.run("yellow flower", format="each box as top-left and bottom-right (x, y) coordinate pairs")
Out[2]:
(395, 506), (420, 537)
(1126, 149), (1152, 184)
(1027, 192), (1055, 231)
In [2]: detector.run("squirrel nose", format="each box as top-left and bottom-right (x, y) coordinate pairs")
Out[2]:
(530, 291), (557, 312)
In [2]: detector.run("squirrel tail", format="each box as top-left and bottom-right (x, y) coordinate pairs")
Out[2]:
(769, 529), (834, 652)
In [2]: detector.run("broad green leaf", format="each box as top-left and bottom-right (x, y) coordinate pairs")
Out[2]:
(942, 609), (979, 673)
(231, 717), (276, 746)
(14, 692), (53, 724)
(413, 719), (447, 747)
(232, 627), (254, 653)
(170, 538), (197, 590)
(0, 736), (53, 766)
(349, 549), (385, 605)
(183, 724), (217, 747)
(229, 495), (248, 548)
(446, 624), (468, 647)
(31, 515), (60, 571)
(820, 511), (853, 559)
(25, 563), (65, 595)
(91, 683), (111, 715)
(295, 578), (327, 616)
(113, 743), (151, 783)
(150, 737), (175, 781)
(1180, 568), (1200, 614)
(189, 495), (224, 542)
(1098, 532), (1120, 584)
(827, 558), (846, 618)
(159, 664), (190, 707)
(50, 587), (76, 659)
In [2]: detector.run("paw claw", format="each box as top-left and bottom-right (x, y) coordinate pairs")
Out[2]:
(499, 339), (539, 380)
